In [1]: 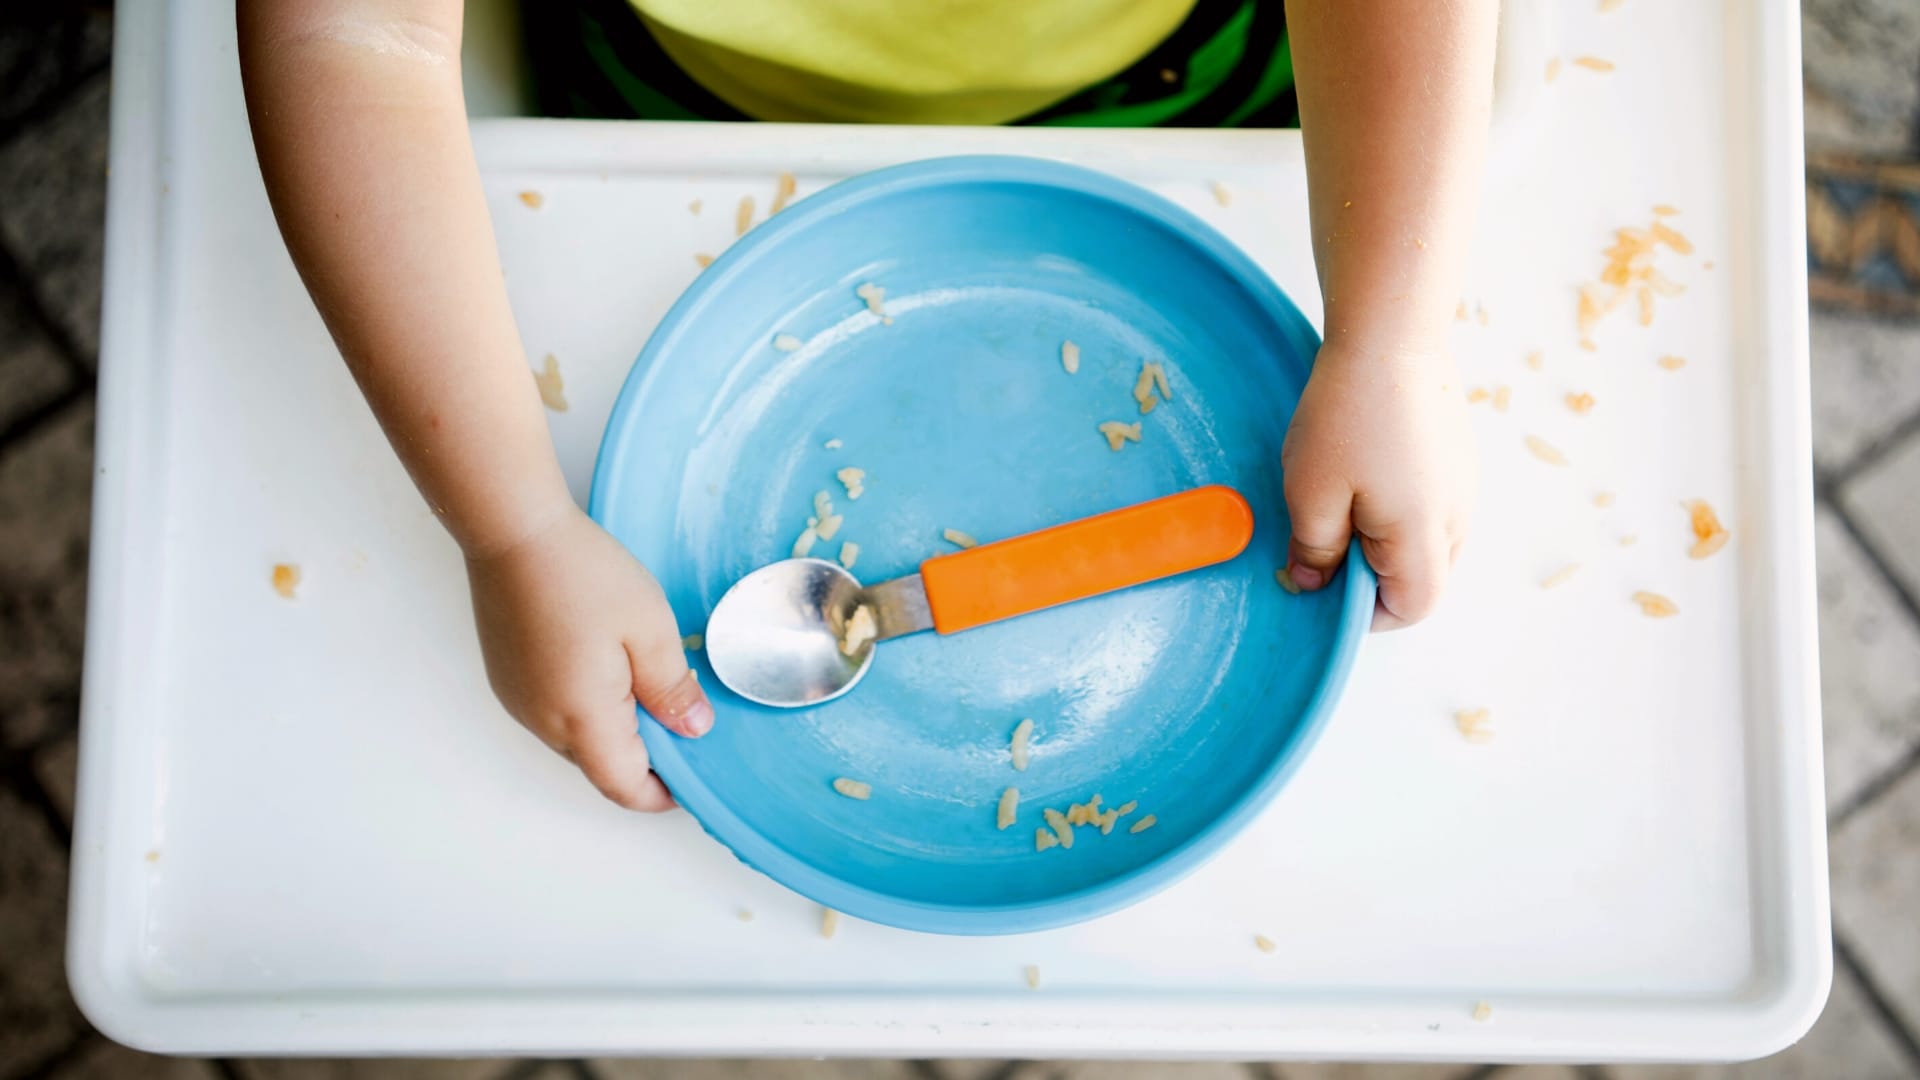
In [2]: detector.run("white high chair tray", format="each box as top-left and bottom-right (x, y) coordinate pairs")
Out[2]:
(69, 0), (1827, 1062)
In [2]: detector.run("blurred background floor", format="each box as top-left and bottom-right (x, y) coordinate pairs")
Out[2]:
(4, 3), (1919, 1077)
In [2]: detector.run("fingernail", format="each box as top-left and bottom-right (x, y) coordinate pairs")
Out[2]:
(682, 699), (714, 737)
(1290, 564), (1325, 591)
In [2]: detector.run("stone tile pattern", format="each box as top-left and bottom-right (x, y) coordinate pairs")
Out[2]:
(5, 5), (1920, 1080)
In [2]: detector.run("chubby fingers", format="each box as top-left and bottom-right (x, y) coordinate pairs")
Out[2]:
(563, 707), (676, 813)
(1359, 523), (1454, 632)
(1283, 466), (1355, 592)
(627, 639), (714, 739)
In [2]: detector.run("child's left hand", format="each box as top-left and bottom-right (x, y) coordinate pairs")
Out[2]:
(1279, 342), (1477, 631)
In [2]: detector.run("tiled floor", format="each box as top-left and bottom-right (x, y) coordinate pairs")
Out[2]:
(4, 4), (1920, 1078)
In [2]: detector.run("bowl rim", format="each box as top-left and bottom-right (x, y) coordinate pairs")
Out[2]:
(588, 154), (1376, 936)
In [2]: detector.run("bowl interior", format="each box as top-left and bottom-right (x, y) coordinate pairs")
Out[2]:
(591, 157), (1371, 934)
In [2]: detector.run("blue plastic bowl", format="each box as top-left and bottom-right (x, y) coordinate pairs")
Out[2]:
(589, 156), (1373, 935)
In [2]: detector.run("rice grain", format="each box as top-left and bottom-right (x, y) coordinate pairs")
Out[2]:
(1024, 964), (1042, 990)
(770, 171), (796, 215)
(837, 467), (867, 500)
(1566, 392), (1596, 416)
(1255, 934), (1277, 954)
(773, 333), (803, 352)
(1010, 718), (1034, 771)
(997, 787), (1020, 830)
(832, 777), (872, 800)
(271, 563), (300, 599)
(1043, 808), (1075, 848)
(735, 195), (754, 236)
(1098, 420), (1143, 451)
(1035, 828), (1059, 852)
(1540, 564), (1580, 590)
(1524, 435), (1569, 466)
(1129, 815), (1158, 834)
(838, 542), (860, 570)
(944, 528), (980, 549)
(1632, 591), (1680, 618)
(821, 908), (840, 939)
(1573, 56), (1616, 72)
(518, 190), (543, 209)
(534, 354), (568, 412)
(1062, 340), (1081, 375)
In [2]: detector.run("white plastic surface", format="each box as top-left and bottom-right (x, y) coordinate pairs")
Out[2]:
(70, 0), (1828, 1062)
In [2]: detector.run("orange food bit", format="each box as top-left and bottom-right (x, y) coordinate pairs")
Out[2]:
(1566, 392), (1596, 415)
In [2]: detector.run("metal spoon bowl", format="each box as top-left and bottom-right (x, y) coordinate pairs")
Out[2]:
(704, 558), (873, 708)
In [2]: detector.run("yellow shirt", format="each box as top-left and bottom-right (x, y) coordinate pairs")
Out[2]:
(627, 0), (1199, 125)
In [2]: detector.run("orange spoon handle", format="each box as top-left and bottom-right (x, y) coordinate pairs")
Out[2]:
(919, 485), (1254, 635)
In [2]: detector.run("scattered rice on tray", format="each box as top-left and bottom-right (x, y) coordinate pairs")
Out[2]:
(774, 333), (803, 352)
(1687, 500), (1730, 559)
(1573, 56), (1615, 72)
(681, 633), (704, 651)
(735, 195), (754, 236)
(770, 171), (796, 215)
(832, 777), (872, 800)
(1566, 391), (1596, 415)
(840, 604), (877, 656)
(997, 787), (1020, 830)
(838, 541), (860, 570)
(518, 191), (543, 209)
(534, 354), (568, 412)
(1011, 718), (1034, 771)
(1540, 564), (1580, 590)
(1454, 708), (1493, 744)
(1098, 420), (1143, 451)
(1255, 935), (1277, 954)
(1524, 435), (1568, 466)
(271, 563), (300, 599)
(1129, 814), (1158, 834)
(944, 528), (979, 549)
(821, 908), (840, 939)
(1061, 340), (1080, 375)
(1632, 590), (1680, 617)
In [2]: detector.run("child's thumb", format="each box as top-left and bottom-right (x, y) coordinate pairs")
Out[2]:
(1283, 471), (1354, 592)
(628, 640), (714, 739)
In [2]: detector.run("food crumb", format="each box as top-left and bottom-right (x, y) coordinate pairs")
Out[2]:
(1620, 534), (1640, 547)
(1035, 827), (1059, 852)
(1525, 350), (1544, 371)
(271, 563), (301, 599)
(735, 195), (754, 236)
(688, 199), (702, 215)
(792, 525), (820, 559)
(1061, 340), (1080, 375)
(1455, 301), (1469, 321)
(1594, 492), (1616, 508)
(1010, 718), (1034, 771)
(1524, 435), (1569, 466)
(1658, 355), (1687, 371)
(824, 438), (842, 450)
(694, 253), (714, 268)
(832, 777), (873, 800)
(1473, 1001), (1493, 1022)
(534, 353), (568, 411)
(1098, 420), (1143, 451)
(1276, 568), (1302, 595)
(144, 849), (160, 864)
(1466, 387), (1491, 405)
(1024, 964), (1042, 990)
(1651, 220), (1694, 255)
(1476, 304), (1490, 327)
(1686, 500), (1731, 559)
(838, 541), (860, 570)
(837, 467), (867, 500)
(1129, 814), (1158, 834)
(1600, 0), (1625, 9)
(1540, 563), (1581, 590)
(815, 514), (843, 541)
(517, 190), (543, 209)
(1653, 204), (1680, 217)
(840, 603), (877, 657)
(997, 787), (1020, 830)
(943, 527), (979, 549)
(1454, 707), (1494, 744)
(1043, 808), (1075, 849)
(770, 171), (797, 215)
(1545, 57), (1562, 83)
(1566, 391), (1596, 415)
(1254, 934), (1277, 954)
(1133, 360), (1171, 414)
(774, 333), (803, 352)
(855, 282), (888, 321)
(1211, 181), (1232, 207)
(820, 908), (840, 939)
(682, 633), (704, 651)
(736, 908), (753, 922)
(1492, 385), (1512, 413)
(1632, 590), (1680, 617)
(1573, 56), (1616, 72)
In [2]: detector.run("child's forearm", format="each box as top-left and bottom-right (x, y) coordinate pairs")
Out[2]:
(238, 1), (570, 558)
(1286, 0), (1498, 361)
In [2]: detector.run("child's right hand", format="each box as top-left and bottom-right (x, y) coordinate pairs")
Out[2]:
(464, 507), (713, 812)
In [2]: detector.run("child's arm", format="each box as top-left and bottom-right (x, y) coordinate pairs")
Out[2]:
(237, 0), (712, 809)
(1281, 0), (1497, 629)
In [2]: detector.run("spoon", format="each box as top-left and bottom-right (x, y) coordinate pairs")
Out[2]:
(703, 484), (1254, 708)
